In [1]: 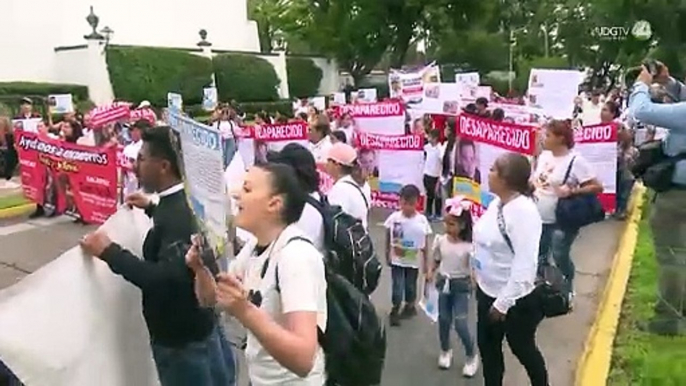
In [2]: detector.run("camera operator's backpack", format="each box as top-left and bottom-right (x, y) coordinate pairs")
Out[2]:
(274, 237), (387, 386)
(306, 184), (381, 295)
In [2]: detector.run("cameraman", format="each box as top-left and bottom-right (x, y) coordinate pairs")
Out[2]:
(629, 64), (686, 335)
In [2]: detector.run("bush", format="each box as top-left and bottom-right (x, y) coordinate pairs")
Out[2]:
(239, 100), (293, 120)
(286, 57), (323, 98)
(0, 82), (89, 100)
(0, 82), (90, 116)
(213, 54), (280, 103)
(106, 46), (213, 107)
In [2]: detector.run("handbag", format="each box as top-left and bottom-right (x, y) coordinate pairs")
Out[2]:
(497, 204), (571, 318)
(554, 156), (605, 229)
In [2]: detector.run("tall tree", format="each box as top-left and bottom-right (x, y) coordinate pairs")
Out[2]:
(285, 0), (393, 86)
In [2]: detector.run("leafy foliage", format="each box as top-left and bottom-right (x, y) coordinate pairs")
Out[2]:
(106, 46), (213, 106)
(286, 57), (323, 97)
(213, 53), (280, 102)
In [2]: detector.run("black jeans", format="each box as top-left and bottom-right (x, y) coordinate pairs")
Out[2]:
(476, 287), (548, 386)
(422, 174), (441, 217)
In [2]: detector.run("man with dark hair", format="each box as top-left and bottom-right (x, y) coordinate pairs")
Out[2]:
(454, 140), (481, 183)
(80, 126), (235, 386)
(475, 97), (489, 118)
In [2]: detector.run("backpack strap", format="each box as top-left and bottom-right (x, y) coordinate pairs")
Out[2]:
(273, 236), (314, 293)
(562, 156), (576, 185)
(496, 203), (514, 254)
(343, 180), (370, 209)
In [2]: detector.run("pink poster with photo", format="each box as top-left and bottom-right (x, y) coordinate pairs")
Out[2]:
(356, 132), (425, 210)
(573, 123), (618, 212)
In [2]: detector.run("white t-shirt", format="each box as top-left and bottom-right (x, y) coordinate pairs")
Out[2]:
(327, 175), (371, 229)
(229, 225), (327, 386)
(383, 211), (432, 268)
(215, 120), (235, 139)
(296, 192), (326, 253)
(473, 195), (541, 313)
(532, 150), (595, 224)
(310, 136), (333, 164)
(423, 143), (442, 178)
(581, 100), (602, 126)
(432, 235), (472, 278)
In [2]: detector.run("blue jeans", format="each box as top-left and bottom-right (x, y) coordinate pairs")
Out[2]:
(391, 265), (419, 308)
(538, 224), (579, 292)
(151, 326), (236, 386)
(222, 138), (237, 169)
(437, 277), (475, 356)
(615, 170), (635, 214)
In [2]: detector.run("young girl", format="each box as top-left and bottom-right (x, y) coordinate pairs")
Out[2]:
(426, 196), (479, 376)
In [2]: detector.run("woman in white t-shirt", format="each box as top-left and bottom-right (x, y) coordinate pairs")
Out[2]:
(188, 163), (327, 386)
(211, 106), (237, 169)
(308, 115), (333, 164)
(532, 119), (603, 296)
(325, 143), (371, 229)
(473, 152), (548, 386)
(268, 143), (326, 253)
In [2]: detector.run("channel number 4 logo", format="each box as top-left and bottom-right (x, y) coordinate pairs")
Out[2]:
(631, 20), (652, 41)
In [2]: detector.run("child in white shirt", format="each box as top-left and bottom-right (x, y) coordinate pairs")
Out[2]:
(426, 196), (479, 376)
(384, 184), (432, 326)
(423, 129), (443, 221)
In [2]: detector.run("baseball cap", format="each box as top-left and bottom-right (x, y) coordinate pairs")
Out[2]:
(327, 143), (357, 166)
(20, 97), (32, 105)
(137, 100), (151, 109)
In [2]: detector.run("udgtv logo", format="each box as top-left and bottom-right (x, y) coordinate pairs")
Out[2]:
(592, 20), (652, 41)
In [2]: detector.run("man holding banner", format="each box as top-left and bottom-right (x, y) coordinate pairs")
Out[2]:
(79, 126), (235, 386)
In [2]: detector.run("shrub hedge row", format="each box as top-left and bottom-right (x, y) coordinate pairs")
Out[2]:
(0, 48), (327, 112)
(286, 57), (322, 98)
(106, 47), (325, 105)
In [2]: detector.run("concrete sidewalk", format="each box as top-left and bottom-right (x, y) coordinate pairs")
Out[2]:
(0, 209), (624, 386)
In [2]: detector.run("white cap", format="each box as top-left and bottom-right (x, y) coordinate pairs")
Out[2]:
(137, 100), (151, 109)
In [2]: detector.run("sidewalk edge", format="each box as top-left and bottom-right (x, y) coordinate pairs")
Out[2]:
(575, 184), (646, 386)
(0, 203), (36, 220)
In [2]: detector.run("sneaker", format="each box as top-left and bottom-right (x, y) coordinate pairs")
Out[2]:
(400, 305), (417, 319)
(389, 308), (401, 327)
(438, 350), (452, 370)
(462, 354), (480, 377)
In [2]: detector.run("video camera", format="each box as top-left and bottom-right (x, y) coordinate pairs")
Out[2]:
(625, 59), (685, 102)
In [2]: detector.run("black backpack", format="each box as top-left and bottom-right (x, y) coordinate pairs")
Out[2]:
(307, 182), (382, 295)
(273, 237), (387, 386)
(497, 204), (571, 318)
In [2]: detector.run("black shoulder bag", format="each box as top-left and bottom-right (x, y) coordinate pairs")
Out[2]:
(497, 204), (571, 318)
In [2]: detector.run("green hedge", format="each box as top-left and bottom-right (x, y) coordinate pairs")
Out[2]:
(286, 57), (322, 98)
(0, 82), (90, 116)
(213, 54), (280, 103)
(0, 82), (89, 100)
(106, 46), (213, 107)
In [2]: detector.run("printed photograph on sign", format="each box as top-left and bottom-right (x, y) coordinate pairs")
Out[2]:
(454, 139), (482, 184)
(358, 148), (379, 178)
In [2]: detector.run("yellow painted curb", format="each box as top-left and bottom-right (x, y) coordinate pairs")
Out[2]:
(575, 184), (647, 386)
(0, 203), (36, 219)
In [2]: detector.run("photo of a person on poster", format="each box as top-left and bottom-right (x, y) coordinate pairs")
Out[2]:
(454, 139), (481, 184)
(357, 148), (378, 178)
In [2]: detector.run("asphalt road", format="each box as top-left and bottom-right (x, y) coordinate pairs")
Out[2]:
(0, 209), (624, 386)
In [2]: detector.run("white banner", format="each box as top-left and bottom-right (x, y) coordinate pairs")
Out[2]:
(0, 209), (158, 386)
(527, 68), (584, 119)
